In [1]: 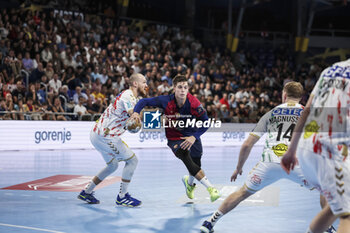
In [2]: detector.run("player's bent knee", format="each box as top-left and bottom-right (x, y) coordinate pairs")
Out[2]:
(240, 186), (253, 198)
(122, 154), (138, 180)
(176, 149), (200, 176)
(175, 148), (187, 160)
(107, 159), (118, 172)
(242, 184), (257, 195)
(97, 159), (119, 180)
(192, 157), (201, 168)
(127, 155), (138, 169)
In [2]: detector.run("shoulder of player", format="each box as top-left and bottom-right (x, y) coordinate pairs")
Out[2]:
(187, 93), (201, 107)
(260, 109), (272, 120)
(297, 103), (304, 109)
(122, 89), (132, 96)
(333, 59), (350, 68)
(121, 89), (136, 99)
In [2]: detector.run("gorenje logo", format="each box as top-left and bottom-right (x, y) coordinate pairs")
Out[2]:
(34, 128), (72, 144)
(143, 110), (162, 129)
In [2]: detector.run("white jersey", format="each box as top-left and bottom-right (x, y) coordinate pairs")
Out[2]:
(298, 59), (350, 160)
(93, 89), (138, 137)
(251, 102), (304, 163)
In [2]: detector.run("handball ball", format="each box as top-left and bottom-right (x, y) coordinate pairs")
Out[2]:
(126, 118), (141, 133)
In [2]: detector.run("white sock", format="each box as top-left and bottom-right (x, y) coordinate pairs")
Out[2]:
(188, 175), (195, 186)
(207, 210), (224, 226)
(119, 182), (129, 198)
(84, 181), (96, 194)
(305, 227), (314, 233)
(199, 176), (212, 188)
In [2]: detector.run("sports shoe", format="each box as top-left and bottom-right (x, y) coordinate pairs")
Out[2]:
(182, 175), (196, 199)
(200, 220), (214, 233)
(207, 187), (221, 202)
(116, 193), (142, 207)
(325, 225), (337, 233)
(77, 190), (100, 204)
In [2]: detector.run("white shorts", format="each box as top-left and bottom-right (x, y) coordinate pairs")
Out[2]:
(297, 146), (350, 216)
(244, 161), (311, 193)
(90, 130), (134, 164)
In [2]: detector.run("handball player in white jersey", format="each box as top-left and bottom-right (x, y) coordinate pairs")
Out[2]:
(200, 82), (314, 232)
(78, 73), (147, 207)
(282, 59), (350, 233)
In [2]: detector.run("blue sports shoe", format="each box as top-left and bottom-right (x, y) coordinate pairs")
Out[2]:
(325, 225), (337, 233)
(116, 193), (142, 207)
(78, 190), (100, 204)
(200, 220), (214, 233)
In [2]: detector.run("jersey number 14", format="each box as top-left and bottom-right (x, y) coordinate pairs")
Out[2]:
(276, 123), (296, 141)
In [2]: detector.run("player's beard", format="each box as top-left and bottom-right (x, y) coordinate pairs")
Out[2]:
(138, 86), (147, 98)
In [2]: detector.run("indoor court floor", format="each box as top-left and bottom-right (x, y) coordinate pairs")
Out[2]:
(0, 146), (332, 233)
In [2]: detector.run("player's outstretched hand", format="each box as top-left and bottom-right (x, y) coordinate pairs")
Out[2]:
(280, 150), (298, 174)
(231, 168), (242, 182)
(180, 136), (196, 150)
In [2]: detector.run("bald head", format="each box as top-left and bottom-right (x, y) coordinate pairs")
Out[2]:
(129, 73), (148, 98)
(129, 73), (144, 86)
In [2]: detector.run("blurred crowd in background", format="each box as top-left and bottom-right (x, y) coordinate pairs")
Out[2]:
(0, 8), (328, 122)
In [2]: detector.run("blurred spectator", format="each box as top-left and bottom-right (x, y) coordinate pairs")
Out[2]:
(22, 52), (34, 71)
(35, 81), (47, 105)
(304, 76), (316, 92)
(58, 84), (74, 111)
(213, 94), (220, 108)
(41, 46), (53, 65)
(219, 93), (230, 109)
(13, 98), (25, 120)
(73, 86), (88, 104)
(161, 70), (172, 86)
(99, 68), (109, 84)
(92, 85), (105, 104)
(74, 95), (88, 117)
(45, 62), (55, 80)
(206, 105), (217, 119)
(87, 97), (103, 115)
(157, 78), (171, 94)
(23, 96), (40, 120)
(228, 94), (237, 109)
(67, 73), (82, 90)
(51, 96), (67, 121)
(203, 83), (212, 98)
(49, 73), (62, 95)
(39, 102), (55, 121)
(29, 63), (44, 84)
(246, 95), (258, 111)
(219, 104), (230, 122)
(0, 98), (10, 119)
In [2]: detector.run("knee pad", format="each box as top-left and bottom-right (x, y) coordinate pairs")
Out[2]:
(175, 148), (187, 160)
(176, 149), (201, 176)
(122, 154), (138, 180)
(192, 157), (201, 168)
